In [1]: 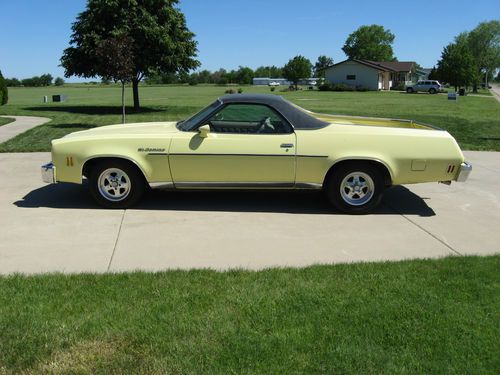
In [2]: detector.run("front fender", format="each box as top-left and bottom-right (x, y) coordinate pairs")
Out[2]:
(52, 137), (173, 184)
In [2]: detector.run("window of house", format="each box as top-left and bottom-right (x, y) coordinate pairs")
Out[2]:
(346, 75), (356, 80)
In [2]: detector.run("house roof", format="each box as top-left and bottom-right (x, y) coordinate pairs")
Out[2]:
(365, 60), (415, 72)
(322, 59), (415, 73)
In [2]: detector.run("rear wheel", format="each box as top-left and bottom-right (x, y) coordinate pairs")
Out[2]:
(429, 88), (437, 94)
(325, 163), (384, 214)
(89, 160), (145, 208)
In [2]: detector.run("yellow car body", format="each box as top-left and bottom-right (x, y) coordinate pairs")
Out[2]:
(42, 94), (471, 213)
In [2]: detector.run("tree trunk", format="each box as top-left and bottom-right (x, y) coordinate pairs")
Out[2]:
(121, 82), (126, 124)
(472, 82), (478, 93)
(132, 78), (140, 110)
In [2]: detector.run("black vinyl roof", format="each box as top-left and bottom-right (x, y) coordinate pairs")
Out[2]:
(219, 94), (329, 130)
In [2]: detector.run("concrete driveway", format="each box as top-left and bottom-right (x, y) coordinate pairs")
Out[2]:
(0, 151), (498, 274)
(490, 84), (500, 103)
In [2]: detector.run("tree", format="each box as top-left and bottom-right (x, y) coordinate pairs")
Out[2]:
(282, 55), (312, 90)
(61, 0), (200, 110)
(54, 77), (65, 86)
(235, 66), (254, 84)
(467, 20), (500, 92)
(342, 25), (396, 61)
(96, 33), (136, 123)
(0, 70), (8, 105)
(40, 74), (53, 86)
(314, 55), (333, 77)
(5, 78), (21, 87)
(428, 66), (439, 80)
(254, 65), (283, 78)
(436, 35), (476, 91)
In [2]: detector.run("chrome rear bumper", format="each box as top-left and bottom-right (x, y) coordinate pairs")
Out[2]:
(41, 162), (56, 183)
(457, 162), (472, 182)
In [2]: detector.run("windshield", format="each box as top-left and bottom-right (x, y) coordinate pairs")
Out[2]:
(178, 100), (222, 131)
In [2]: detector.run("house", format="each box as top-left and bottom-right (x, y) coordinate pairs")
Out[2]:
(417, 68), (432, 81)
(322, 59), (417, 90)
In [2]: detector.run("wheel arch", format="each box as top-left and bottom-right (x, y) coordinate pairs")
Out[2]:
(82, 156), (148, 183)
(323, 158), (393, 188)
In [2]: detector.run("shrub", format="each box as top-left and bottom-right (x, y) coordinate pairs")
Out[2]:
(0, 70), (8, 105)
(270, 87), (275, 92)
(331, 83), (353, 91)
(54, 77), (65, 86)
(355, 85), (369, 92)
(318, 81), (333, 91)
(318, 82), (359, 91)
(237, 88), (243, 94)
(225, 89), (235, 94)
(390, 84), (405, 91)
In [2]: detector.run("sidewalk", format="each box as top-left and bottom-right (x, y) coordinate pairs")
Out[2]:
(0, 116), (51, 143)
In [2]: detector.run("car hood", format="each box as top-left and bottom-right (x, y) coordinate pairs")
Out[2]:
(61, 121), (179, 139)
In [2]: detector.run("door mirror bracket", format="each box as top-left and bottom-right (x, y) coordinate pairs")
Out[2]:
(198, 124), (210, 138)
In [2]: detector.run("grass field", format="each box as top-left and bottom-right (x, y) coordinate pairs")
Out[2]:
(0, 255), (498, 374)
(0, 84), (499, 152)
(0, 116), (15, 127)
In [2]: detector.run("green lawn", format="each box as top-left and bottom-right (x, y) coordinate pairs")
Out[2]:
(0, 255), (498, 374)
(0, 116), (15, 127)
(0, 84), (499, 152)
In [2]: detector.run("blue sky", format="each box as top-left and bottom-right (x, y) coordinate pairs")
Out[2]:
(1, 0), (499, 81)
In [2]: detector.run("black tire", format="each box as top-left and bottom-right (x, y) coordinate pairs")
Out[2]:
(325, 163), (384, 214)
(429, 88), (437, 94)
(88, 160), (146, 208)
(406, 87), (414, 93)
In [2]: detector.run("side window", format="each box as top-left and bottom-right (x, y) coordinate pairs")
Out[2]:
(205, 104), (292, 134)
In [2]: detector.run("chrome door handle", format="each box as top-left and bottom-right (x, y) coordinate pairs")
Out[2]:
(280, 143), (294, 148)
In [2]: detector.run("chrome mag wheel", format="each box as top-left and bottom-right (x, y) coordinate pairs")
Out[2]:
(97, 168), (131, 202)
(340, 171), (375, 206)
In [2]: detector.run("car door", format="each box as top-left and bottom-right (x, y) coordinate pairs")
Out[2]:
(169, 103), (296, 187)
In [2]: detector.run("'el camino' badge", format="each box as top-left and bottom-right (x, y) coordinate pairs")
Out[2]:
(138, 148), (166, 152)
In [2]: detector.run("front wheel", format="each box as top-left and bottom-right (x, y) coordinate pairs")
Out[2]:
(89, 160), (145, 208)
(406, 87), (414, 93)
(325, 163), (384, 214)
(429, 88), (437, 94)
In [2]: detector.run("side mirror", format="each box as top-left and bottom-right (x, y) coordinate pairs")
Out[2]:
(198, 124), (210, 138)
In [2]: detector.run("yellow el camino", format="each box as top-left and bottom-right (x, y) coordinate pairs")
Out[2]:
(41, 94), (471, 213)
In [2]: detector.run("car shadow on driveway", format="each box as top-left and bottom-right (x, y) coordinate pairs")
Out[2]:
(14, 183), (435, 216)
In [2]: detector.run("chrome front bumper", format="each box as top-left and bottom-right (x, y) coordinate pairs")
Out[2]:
(457, 162), (472, 182)
(41, 162), (56, 183)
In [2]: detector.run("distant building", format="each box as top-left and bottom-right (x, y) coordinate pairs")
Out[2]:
(322, 59), (417, 90)
(252, 77), (291, 86)
(417, 68), (432, 80)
